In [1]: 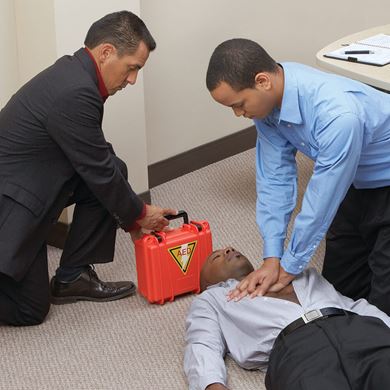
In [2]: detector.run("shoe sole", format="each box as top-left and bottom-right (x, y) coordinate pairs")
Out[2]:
(50, 284), (137, 305)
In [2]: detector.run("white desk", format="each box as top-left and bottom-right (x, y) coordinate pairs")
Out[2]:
(316, 25), (390, 91)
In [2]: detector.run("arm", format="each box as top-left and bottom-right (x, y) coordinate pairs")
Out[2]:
(47, 86), (143, 229)
(230, 114), (365, 299)
(47, 86), (174, 231)
(184, 296), (228, 390)
(255, 127), (298, 261)
(315, 271), (390, 328)
(228, 126), (297, 300)
(281, 113), (364, 274)
(341, 294), (390, 328)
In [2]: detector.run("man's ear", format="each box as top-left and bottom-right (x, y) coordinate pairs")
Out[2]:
(99, 43), (116, 63)
(254, 72), (271, 90)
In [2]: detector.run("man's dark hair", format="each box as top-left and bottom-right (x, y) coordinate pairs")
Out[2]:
(84, 11), (156, 55)
(206, 38), (278, 92)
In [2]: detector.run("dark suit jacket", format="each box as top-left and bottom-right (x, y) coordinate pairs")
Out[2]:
(0, 48), (144, 280)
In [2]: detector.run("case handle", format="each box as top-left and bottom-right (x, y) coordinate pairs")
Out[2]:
(164, 210), (189, 225)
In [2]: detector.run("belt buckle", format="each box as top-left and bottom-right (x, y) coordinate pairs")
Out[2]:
(302, 309), (323, 324)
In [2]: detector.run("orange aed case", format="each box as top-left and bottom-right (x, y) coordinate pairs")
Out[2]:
(134, 211), (212, 304)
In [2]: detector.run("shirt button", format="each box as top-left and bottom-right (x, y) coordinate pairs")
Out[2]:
(299, 265), (303, 269)
(287, 124), (292, 128)
(300, 142), (305, 146)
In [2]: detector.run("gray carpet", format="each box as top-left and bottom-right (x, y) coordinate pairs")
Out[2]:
(0, 149), (323, 390)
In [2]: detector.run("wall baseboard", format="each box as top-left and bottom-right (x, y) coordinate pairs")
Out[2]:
(48, 126), (256, 249)
(148, 125), (257, 188)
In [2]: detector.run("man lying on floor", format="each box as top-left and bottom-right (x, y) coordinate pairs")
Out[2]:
(184, 247), (390, 390)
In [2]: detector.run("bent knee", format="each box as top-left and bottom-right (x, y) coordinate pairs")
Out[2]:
(16, 300), (50, 326)
(115, 157), (128, 180)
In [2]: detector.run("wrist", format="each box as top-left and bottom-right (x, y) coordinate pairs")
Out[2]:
(206, 384), (227, 390)
(126, 203), (147, 231)
(262, 257), (280, 273)
(263, 257), (280, 264)
(136, 203), (147, 221)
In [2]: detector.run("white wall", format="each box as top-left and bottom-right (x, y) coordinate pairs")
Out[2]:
(14, 0), (57, 85)
(141, 0), (390, 164)
(0, 0), (19, 108)
(2, 1), (390, 186)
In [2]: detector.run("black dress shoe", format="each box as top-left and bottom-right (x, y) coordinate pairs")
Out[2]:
(50, 267), (136, 305)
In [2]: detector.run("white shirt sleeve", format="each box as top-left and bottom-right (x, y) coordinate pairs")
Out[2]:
(305, 269), (390, 328)
(184, 295), (227, 390)
(337, 292), (390, 328)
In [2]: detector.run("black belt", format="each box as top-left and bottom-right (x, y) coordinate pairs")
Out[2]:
(280, 307), (353, 338)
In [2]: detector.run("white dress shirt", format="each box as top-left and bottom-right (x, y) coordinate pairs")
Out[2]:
(184, 268), (390, 390)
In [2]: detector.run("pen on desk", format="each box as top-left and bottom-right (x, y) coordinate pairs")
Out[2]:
(344, 50), (373, 55)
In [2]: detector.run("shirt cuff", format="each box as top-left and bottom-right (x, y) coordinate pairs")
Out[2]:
(125, 203), (147, 232)
(263, 238), (284, 259)
(280, 249), (308, 275)
(199, 376), (226, 390)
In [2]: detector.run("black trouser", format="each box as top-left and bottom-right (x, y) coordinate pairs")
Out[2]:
(265, 315), (390, 390)
(0, 157), (127, 326)
(322, 185), (390, 315)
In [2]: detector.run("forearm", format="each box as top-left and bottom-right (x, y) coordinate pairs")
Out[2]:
(255, 132), (297, 260)
(281, 112), (364, 274)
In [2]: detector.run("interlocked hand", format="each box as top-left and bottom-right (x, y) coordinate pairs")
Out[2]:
(227, 257), (280, 301)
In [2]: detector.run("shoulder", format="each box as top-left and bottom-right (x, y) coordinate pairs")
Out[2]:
(281, 62), (322, 82)
(43, 51), (100, 99)
(189, 280), (238, 310)
(284, 63), (364, 122)
(282, 61), (358, 95)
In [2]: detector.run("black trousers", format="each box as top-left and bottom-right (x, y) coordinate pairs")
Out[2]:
(322, 185), (390, 315)
(265, 315), (390, 390)
(0, 157), (127, 326)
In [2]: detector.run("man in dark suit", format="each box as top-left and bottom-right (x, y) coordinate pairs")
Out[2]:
(0, 11), (175, 326)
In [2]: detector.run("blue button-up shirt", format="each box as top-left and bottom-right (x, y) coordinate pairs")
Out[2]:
(254, 62), (390, 274)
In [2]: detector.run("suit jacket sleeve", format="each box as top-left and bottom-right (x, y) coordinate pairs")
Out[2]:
(46, 84), (144, 230)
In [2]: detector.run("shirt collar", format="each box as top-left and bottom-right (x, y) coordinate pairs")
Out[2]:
(278, 63), (303, 125)
(206, 278), (238, 290)
(84, 47), (109, 102)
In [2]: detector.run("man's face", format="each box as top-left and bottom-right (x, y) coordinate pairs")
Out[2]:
(100, 41), (150, 95)
(210, 80), (276, 120)
(200, 247), (254, 291)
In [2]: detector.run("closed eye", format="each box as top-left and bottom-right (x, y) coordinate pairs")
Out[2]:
(128, 65), (142, 71)
(231, 102), (244, 109)
(211, 254), (221, 262)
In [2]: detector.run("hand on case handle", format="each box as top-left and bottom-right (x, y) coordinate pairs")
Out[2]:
(137, 205), (177, 231)
(164, 210), (189, 225)
(152, 211), (188, 241)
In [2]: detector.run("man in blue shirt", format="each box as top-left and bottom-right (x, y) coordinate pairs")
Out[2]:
(205, 38), (390, 314)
